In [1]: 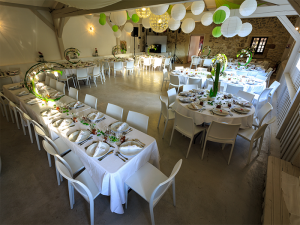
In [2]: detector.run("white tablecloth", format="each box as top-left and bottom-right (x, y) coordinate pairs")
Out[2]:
(172, 94), (255, 129)
(62, 66), (95, 76)
(3, 83), (160, 214)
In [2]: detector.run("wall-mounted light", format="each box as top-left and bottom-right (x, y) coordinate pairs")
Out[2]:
(89, 26), (94, 32)
(296, 27), (299, 31)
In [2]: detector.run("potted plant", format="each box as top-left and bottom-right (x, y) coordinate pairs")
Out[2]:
(120, 42), (127, 54)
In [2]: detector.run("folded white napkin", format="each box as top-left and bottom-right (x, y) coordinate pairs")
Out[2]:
(180, 91), (191, 96)
(18, 91), (27, 95)
(120, 144), (142, 151)
(189, 102), (200, 109)
(60, 119), (72, 127)
(75, 130), (85, 142)
(9, 85), (19, 90)
(53, 92), (62, 98)
(73, 101), (81, 108)
(93, 142), (107, 157)
(95, 112), (101, 120)
(117, 122), (127, 131)
(213, 108), (228, 114)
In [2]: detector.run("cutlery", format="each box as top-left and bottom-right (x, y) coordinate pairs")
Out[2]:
(115, 153), (126, 162)
(78, 136), (92, 145)
(133, 139), (146, 147)
(123, 128), (133, 135)
(95, 117), (106, 123)
(116, 151), (128, 160)
(99, 151), (113, 161)
(61, 125), (75, 131)
(104, 141), (115, 148)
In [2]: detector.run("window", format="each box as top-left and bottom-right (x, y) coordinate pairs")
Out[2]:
(250, 37), (268, 54)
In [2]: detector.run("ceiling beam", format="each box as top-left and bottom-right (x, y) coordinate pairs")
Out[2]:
(30, 9), (55, 32)
(0, 1), (50, 11)
(262, 0), (289, 5)
(51, 0), (195, 19)
(277, 15), (300, 41)
(288, 0), (300, 15)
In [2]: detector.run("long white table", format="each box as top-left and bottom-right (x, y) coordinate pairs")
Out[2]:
(3, 83), (160, 214)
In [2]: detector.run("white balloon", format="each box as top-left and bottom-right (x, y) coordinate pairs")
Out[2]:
(238, 22), (253, 37)
(239, 0), (257, 17)
(142, 17), (151, 29)
(221, 16), (242, 38)
(201, 12), (213, 26)
(111, 11), (127, 26)
(114, 29), (122, 38)
(214, 6), (230, 20)
(191, 1), (205, 15)
(150, 4), (169, 15)
(85, 14), (93, 19)
(124, 23), (134, 33)
(181, 18), (195, 34)
(168, 18), (180, 30)
(171, 4), (186, 21)
(127, 9), (136, 18)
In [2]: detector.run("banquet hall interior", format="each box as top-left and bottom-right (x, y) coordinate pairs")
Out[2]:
(1, 0), (300, 224)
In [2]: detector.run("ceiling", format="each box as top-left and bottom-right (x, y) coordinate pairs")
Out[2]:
(0, 0), (55, 7)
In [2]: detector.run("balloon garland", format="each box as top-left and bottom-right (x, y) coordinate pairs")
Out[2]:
(112, 45), (121, 58)
(147, 45), (157, 56)
(236, 48), (252, 67)
(202, 46), (211, 58)
(64, 48), (81, 64)
(24, 62), (65, 102)
(211, 53), (227, 74)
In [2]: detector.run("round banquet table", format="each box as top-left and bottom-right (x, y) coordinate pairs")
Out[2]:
(172, 93), (255, 129)
(216, 78), (266, 94)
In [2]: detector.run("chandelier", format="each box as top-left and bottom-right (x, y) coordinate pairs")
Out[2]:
(149, 12), (170, 33)
(135, 7), (151, 18)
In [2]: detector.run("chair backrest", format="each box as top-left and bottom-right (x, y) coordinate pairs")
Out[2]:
(170, 75), (180, 85)
(257, 102), (273, 127)
(191, 56), (200, 65)
(103, 61), (110, 69)
(154, 58), (162, 67)
(203, 59), (212, 67)
(11, 75), (21, 83)
(236, 90), (255, 102)
(55, 157), (94, 203)
(144, 58), (151, 66)
(126, 111), (149, 133)
(167, 88), (177, 106)
(253, 117), (276, 140)
(256, 74), (267, 81)
(93, 66), (100, 75)
(207, 79), (213, 86)
(77, 68), (87, 78)
(269, 81), (280, 96)
(45, 76), (50, 85)
(150, 159), (182, 206)
(206, 121), (241, 141)
(84, 94), (97, 109)
(160, 96), (169, 119)
(164, 58), (171, 65)
(68, 87), (78, 100)
(114, 62), (123, 70)
(183, 84), (198, 92)
(126, 61), (134, 69)
(226, 84), (244, 95)
(163, 69), (169, 80)
(188, 78), (202, 88)
(258, 88), (272, 102)
(106, 103), (123, 121)
(174, 111), (195, 137)
(56, 81), (65, 94)
(49, 78), (56, 89)
(32, 120), (47, 136)
(42, 136), (60, 156)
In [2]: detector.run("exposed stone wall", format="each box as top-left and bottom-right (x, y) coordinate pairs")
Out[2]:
(145, 16), (297, 67)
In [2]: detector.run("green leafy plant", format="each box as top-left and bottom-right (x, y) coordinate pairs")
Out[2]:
(97, 130), (106, 136)
(109, 136), (119, 142)
(147, 45), (157, 56)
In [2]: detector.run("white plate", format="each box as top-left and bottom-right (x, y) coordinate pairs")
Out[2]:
(68, 130), (91, 143)
(87, 112), (104, 122)
(119, 141), (143, 156)
(213, 108), (229, 116)
(111, 122), (129, 133)
(188, 103), (202, 110)
(233, 107), (250, 114)
(179, 92), (192, 97)
(86, 142), (110, 158)
(179, 97), (193, 103)
(41, 109), (59, 117)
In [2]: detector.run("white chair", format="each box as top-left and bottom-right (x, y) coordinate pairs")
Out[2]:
(68, 87), (78, 100)
(253, 102), (273, 129)
(77, 68), (91, 89)
(125, 61), (134, 75)
(88, 66), (102, 86)
(11, 75), (21, 83)
(236, 90), (255, 102)
(56, 81), (65, 94)
(49, 78), (56, 89)
(161, 68), (170, 91)
(152, 58), (162, 71)
(188, 78), (202, 88)
(45, 76), (50, 86)
(22, 112), (34, 143)
(143, 58), (152, 71)
(58, 70), (76, 90)
(8, 101), (18, 127)
(55, 157), (101, 225)
(0, 77), (13, 92)
(182, 84), (198, 92)
(0, 93), (10, 122)
(157, 96), (175, 138)
(203, 59), (212, 67)
(113, 62), (123, 77)
(168, 75), (182, 93)
(268, 81), (280, 103)
(126, 111), (149, 134)
(253, 88), (273, 113)
(84, 94), (97, 110)
(42, 136), (84, 185)
(237, 117), (276, 164)
(103, 61), (111, 77)
(201, 121), (241, 165)
(170, 111), (206, 158)
(225, 84), (244, 95)
(106, 103), (123, 121)
(125, 159), (182, 225)
(190, 56), (200, 69)
(163, 57), (172, 71)
(167, 88), (177, 108)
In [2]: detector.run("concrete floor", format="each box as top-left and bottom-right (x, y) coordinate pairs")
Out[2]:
(0, 66), (270, 225)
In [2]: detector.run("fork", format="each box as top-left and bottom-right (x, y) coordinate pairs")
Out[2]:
(78, 136), (92, 145)
(123, 128), (133, 135)
(115, 153), (126, 162)
(116, 151), (128, 160)
(133, 139), (146, 147)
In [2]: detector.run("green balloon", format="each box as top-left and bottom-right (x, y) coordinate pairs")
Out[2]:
(112, 25), (118, 32)
(99, 17), (106, 25)
(223, 4), (230, 9)
(127, 11), (130, 20)
(213, 10), (226, 24)
(167, 5), (173, 15)
(131, 14), (140, 23)
(212, 26), (222, 38)
(100, 13), (106, 19)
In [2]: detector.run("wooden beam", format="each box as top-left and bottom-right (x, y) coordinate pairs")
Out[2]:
(52, 16), (64, 60)
(52, 1), (59, 9)
(0, 1), (50, 11)
(58, 17), (66, 38)
(52, 0), (195, 18)
(288, 0), (300, 15)
(184, 2), (192, 9)
(30, 9), (55, 32)
(277, 15), (300, 41)
(263, 0), (289, 5)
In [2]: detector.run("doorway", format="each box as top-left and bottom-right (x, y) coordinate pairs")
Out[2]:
(188, 36), (204, 62)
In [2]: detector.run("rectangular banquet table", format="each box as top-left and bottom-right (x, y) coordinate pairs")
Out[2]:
(3, 83), (160, 214)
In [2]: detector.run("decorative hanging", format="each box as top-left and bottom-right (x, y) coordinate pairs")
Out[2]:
(131, 14), (140, 23)
(213, 10), (226, 24)
(142, 17), (151, 29)
(171, 4), (186, 21)
(191, 1), (205, 15)
(202, 46), (211, 58)
(212, 54), (228, 73)
(110, 11), (127, 26)
(147, 45), (157, 55)
(150, 4), (169, 15)
(201, 12), (213, 26)
(112, 45), (121, 58)
(64, 48), (81, 64)
(99, 13), (106, 25)
(168, 18), (181, 31)
(236, 48), (253, 67)
(135, 7), (151, 18)
(112, 25), (118, 32)
(181, 18), (195, 34)
(127, 9), (136, 18)
(149, 12), (170, 33)
(124, 23), (133, 33)
(238, 23), (253, 37)
(221, 16), (242, 38)
(239, 0), (257, 17)
(114, 30), (122, 38)
(212, 26), (222, 38)
(214, 6), (230, 20)
(167, 5), (173, 15)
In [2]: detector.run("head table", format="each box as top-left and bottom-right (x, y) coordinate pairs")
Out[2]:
(3, 83), (160, 214)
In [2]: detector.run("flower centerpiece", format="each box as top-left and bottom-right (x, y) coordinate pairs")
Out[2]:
(236, 47), (253, 67)
(112, 45), (121, 58)
(147, 44), (157, 56)
(120, 41), (127, 54)
(202, 46), (211, 58)
(64, 48), (81, 64)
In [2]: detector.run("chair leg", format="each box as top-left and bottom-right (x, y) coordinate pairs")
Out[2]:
(157, 112), (162, 129)
(247, 140), (254, 164)
(172, 179), (176, 206)
(68, 181), (74, 209)
(162, 119), (168, 139)
(169, 127), (175, 146)
(186, 137), (193, 158)
(20, 118), (26, 135)
(90, 200), (94, 225)
(228, 143), (235, 165)
(0, 104), (4, 117)
(201, 139), (208, 160)
(89, 78), (91, 88)
(4, 106), (9, 122)
(149, 204), (155, 225)
(257, 136), (264, 156)
(72, 77), (76, 88)
(9, 107), (14, 123)
(67, 79), (70, 91)
(222, 143), (226, 150)
(27, 121), (33, 143)
(56, 167), (61, 185)
(47, 153), (52, 167)
(77, 80), (81, 89)
(35, 131), (41, 150)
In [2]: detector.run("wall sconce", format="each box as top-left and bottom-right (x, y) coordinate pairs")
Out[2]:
(89, 26), (94, 33)
(296, 27), (299, 31)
